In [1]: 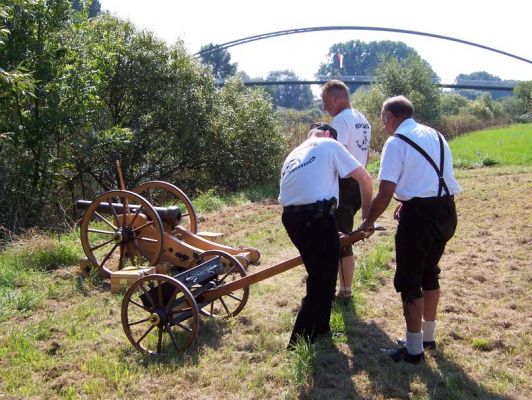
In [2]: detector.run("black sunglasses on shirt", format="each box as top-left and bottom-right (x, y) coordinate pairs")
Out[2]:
(310, 122), (337, 140)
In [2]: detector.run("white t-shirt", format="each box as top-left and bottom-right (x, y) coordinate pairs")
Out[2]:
(331, 108), (371, 166)
(279, 137), (361, 207)
(378, 118), (462, 201)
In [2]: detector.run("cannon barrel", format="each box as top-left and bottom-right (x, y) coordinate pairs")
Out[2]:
(76, 200), (181, 227)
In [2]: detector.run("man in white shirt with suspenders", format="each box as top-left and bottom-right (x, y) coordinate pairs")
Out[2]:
(279, 123), (373, 348)
(360, 96), (461, 363)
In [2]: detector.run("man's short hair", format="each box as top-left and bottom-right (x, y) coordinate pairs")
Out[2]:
(308, 122), (338, 140)
(321, 80), (349, 98)
(382, 95), (415, 118)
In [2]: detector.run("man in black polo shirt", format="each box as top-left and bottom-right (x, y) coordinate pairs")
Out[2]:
(360, 96), (461, 363)
(279, 123), (373, 348)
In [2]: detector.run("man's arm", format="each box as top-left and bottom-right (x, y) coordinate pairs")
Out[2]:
(348, 166), (373, 220)
(359, 180), (396, 230)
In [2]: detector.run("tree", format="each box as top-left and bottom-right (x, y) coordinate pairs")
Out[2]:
(199, 43), (237, 80)
(263, 70), (314, 110)
(513, 80), (532, 113)
(317, 40), (422, 91)
(0, 0), (74, 229)
(209, 77), (285, 191)
(352, 55), (442, 149)
(375, 55), (441, 125)
(440, 92), (469, 116)
(71, 0), (101, 18)
(0, 3), (35, 101)
(0, 4), (284, 232)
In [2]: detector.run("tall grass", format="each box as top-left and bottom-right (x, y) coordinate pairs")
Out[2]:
(0, 231), (82, 321)
(284, 337), (316, 399)
(355, 239), (393, 290)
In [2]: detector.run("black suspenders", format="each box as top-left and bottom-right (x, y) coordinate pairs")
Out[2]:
(394, 132), (450, 197)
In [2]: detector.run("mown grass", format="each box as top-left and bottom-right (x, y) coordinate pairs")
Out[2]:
(1, 126), (530, 398)
(192, 185), (277, 213)
(367, 123), (532, 172)
(450, 123), (532, 168)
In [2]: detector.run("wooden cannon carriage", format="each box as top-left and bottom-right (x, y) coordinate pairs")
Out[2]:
(120, 229), (376, 355)
(77, 177), (379, 356)
(76, 181), (260, 279)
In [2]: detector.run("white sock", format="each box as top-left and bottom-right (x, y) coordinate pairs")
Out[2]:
(405, 331), (423, 355)
(422, 320), (436, 342)
(339, 285), (351, 294)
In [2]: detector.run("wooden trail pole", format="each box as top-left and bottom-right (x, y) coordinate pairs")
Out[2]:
(201, 230), (370, 302)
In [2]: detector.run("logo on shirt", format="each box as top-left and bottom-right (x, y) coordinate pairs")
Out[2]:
(281, 156), (316, 178)
(356, 131), (369, 151)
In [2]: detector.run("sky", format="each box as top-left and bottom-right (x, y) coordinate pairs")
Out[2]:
(99, 0), (532, 84)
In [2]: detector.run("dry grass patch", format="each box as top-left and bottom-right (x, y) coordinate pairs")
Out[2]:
(0, 166), (530, 399)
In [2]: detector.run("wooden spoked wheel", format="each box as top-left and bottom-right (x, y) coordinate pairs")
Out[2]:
(132, 181), (198, 234)
(80, 190), (164, 278)
(196, 250), (249, 318)
(121, 274), (199, 355)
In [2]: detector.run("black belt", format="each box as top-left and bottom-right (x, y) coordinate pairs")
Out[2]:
(283, 198), (337, 214)
(402, 195), (454, 205)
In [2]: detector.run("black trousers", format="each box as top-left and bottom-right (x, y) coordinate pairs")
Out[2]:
(335, 177), (362, 257)
(395, 196), (458, 293)
(282, 209), (340, 345)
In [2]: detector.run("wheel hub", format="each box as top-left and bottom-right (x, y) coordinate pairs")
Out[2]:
(149, 312), (161, 326)
(113, 230), (123, 243)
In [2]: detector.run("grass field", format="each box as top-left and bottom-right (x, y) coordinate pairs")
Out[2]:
(0, 124), (531, 399)
(449, 123), (532, 168)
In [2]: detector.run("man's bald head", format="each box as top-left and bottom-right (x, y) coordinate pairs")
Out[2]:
(321, 80), (351, 117)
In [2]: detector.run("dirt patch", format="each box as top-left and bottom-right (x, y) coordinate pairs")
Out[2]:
(357, 167), (532, 399)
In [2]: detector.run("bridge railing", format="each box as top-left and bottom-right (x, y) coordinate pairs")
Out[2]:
(215, 77), (517, 91)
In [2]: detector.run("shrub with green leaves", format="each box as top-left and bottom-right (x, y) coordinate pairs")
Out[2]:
(0, 2), (284, 233)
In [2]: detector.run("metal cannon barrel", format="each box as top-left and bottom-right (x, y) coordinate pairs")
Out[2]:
(76, 200), (181, 227)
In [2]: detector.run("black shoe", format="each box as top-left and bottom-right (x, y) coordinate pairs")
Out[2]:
(396, 338), (437, 350)
(380, 346), (425, 364)
(334, 293), (352, 305)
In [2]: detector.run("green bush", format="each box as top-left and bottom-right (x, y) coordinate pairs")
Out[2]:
(0, 3), (284, 232)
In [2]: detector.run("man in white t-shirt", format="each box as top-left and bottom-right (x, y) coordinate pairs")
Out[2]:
(360, 96), (461, 363)
(321, 80), (372, 302)
(279, 122), (372, 348)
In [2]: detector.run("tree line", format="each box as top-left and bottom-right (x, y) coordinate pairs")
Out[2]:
(0, 0), (284, 234)
(201, 40), (531, 118)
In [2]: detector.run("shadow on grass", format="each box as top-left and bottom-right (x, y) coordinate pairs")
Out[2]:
(120, 316), (229, 368)
(302, 301), (509, 400)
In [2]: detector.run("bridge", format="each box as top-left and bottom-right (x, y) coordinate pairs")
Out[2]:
(200, 26), (530, 92)
(215, 77), (518, 92)
(196, 26), (531, 65)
